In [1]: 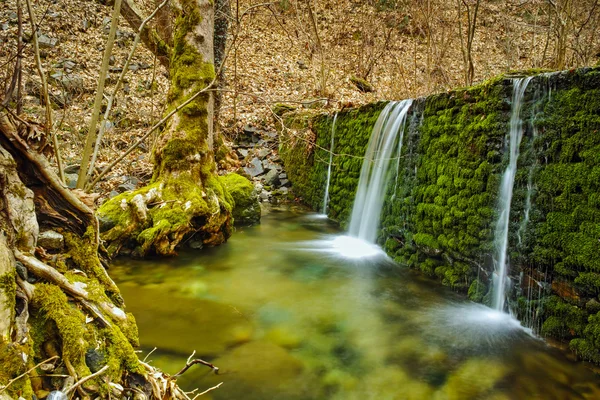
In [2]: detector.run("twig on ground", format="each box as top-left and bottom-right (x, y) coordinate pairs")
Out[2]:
(0, 356), (59, 393)
(65, 365), (110, 395)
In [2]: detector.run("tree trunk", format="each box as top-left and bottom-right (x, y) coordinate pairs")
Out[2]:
(0, 112), (137, 398)
(0, 112), (201, 399)
(97, 0), (234, 257)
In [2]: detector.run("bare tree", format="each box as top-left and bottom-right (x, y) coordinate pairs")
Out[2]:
(456, 0), (480, 86)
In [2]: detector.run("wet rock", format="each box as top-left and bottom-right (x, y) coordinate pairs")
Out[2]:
(280, 179), (290, 187)
(244, 157), (264, 177)
(85, 348), (106, 373)
(38, 231), (64, 251)
(47, 391), (67, 400)
(199, 341), (306, 400)
(442, 358), (508, 400)
(119, 285), (254, 356)
(265, 326), (302, 349)
(38, 34), (58, 49)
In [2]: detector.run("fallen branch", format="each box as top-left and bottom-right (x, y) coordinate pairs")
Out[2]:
(65, 365), (109, 395)
(193, 382), (223, 399)
(173, 352), (219, 377)
(0, 356), (58, 393)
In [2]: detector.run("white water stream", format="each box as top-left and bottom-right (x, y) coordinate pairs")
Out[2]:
(492, 77), (532, 311)
(322, 113), (337, 214)
(348, 100), (412, 243)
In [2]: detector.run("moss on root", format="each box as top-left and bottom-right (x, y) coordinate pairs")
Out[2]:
(219, 173), (261, 225)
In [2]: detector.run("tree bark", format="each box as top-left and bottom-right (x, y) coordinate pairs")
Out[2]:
(97, 0), (233, 257)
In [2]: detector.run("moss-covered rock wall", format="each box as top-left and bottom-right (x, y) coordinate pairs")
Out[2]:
(279, 67), (600, 362)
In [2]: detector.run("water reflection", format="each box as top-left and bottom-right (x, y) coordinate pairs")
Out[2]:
(110, 206), (600, 400)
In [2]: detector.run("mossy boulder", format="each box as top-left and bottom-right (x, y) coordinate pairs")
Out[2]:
(219, 173), (261, 225)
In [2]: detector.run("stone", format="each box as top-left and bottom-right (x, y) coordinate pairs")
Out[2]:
(98, 215), (117, 233)
(278, 172), (287, 179)
(81, 19), (91, 31)
(63, 164), (80, 174)
(15, 261), (28, 281)
(85, 348), (106, 373)
(8, 12), (18, 22)
(38, 230), (64, 251)
(108, 190), (119, 199)
(237, 149), (249, 158)
(49, 72), (84, 94)
(280, 179), (290, 187)
(119, 285), (254, 356)
(63, 60), (76, 70)
(243, 124), (259, 134)
(38, 34), (58, 49)
(65, 173), (78, 189)
(278, 187), (289, 195)
(263, 169), (280, 186)
(262, 159), (280, 172)
(117, 182), (136, 193)
(243, 157), (264, 177)
(1, 22), (9, 31)
(260, 190), (270, 201)
(47, 391), (67, 400)
(257, 148), (270, 159)
(586, 298), (600, 314)
(198, 342), (306, 400)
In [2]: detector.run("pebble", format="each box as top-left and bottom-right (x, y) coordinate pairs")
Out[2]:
(38, 230), (64, 251)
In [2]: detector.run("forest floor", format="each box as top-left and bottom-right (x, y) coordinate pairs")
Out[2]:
(1, 0), (598, 202)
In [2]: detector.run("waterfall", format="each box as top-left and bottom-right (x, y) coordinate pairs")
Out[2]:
(348, 100), (413, 243)
(322, 113), (337, 214)
(492, 77), (532, 312)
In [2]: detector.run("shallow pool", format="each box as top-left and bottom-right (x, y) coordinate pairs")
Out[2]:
(111, 206), (600, 400)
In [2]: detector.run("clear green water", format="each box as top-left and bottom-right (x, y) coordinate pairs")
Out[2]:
(111, 206), (600, 400)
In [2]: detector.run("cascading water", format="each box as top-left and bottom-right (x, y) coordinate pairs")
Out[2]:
(322, 113), (337, 214)
(492, 77), (533, 312)
(348, 100), (413, 243)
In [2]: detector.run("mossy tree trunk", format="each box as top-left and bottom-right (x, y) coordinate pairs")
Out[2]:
(98, 0), (234, 257)
(0, 113), (147, 399)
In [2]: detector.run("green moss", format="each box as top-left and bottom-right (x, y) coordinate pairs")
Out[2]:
(32, 283), (91, 377)
(280, 66), (600, 361)
(0, 270), (16, 318)
(0, 342), (34, 398)
(219, 173), (261, 225)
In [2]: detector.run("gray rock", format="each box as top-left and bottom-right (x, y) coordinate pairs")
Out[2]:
(47, 391), (67, 400)
(262, 159), (280, 172)
(98, 215), (117, 232)
(65, 173), (78, 189)
(15, 261), (28, 281)
(117, 182), (136, 193)
(243, 157), (264, 177)
(64, 164), (80, 174)
(188, 240), (203, 250)
(257, 148), (270, 159)
(280, 179), (290, 187)
(278, 187), (289, 195)
(108, 190), (119, 198)
(8, 12), (18, 22)
(63, 60), (76, 70)
(50, 71), (84, 93)
(260, 190), (270, 201)
(278, 173), (287, 179)
(263, 169), (280, 186)
(243, 125), (259, 134)
(1, 22), (9, 31)
(38, 230), (64, 251)
(38, 34), (58, 49)
(85, 349), (106, 373)
(237, 149), (249, 158)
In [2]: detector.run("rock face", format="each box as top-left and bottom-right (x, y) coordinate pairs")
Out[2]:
(279, 67), (600, 363)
